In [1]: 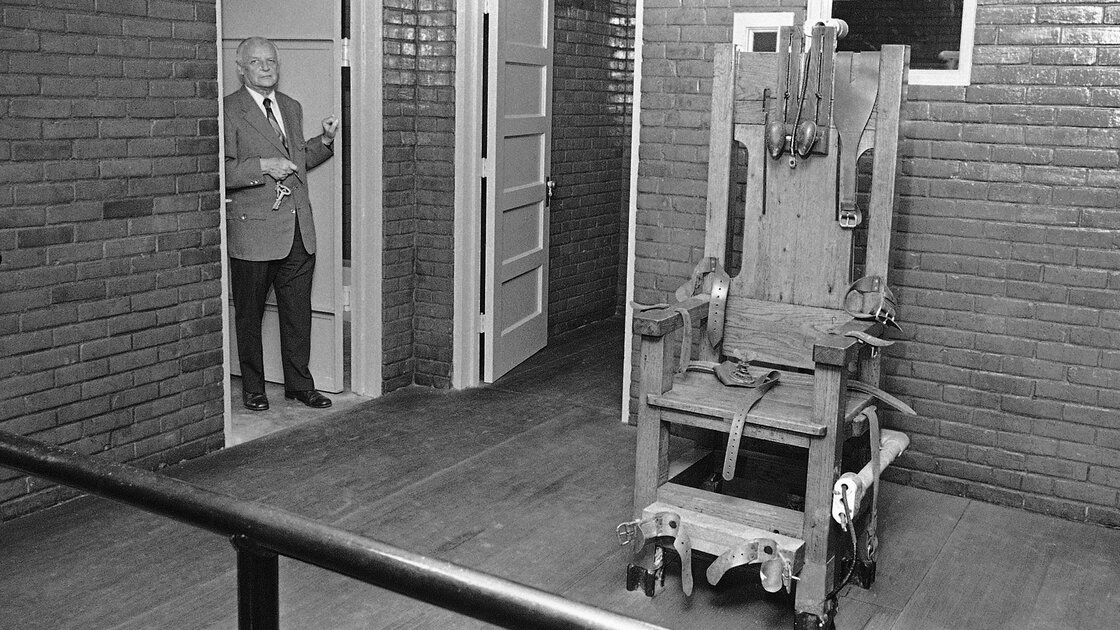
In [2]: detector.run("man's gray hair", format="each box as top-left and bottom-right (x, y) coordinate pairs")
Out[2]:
(236, 37), (276, 63)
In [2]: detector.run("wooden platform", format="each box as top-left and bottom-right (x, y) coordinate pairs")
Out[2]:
(1, 317), (1119, 629)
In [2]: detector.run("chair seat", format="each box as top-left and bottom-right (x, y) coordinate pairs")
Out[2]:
(648, 368), (874, 437)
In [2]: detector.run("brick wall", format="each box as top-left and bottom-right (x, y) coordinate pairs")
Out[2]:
(886, 1), (1120, 526)
(630, 1), (1120, 527)
(381, 0), (456, 391)
(0, 0), (224, 521)
(382, 1), (420, 392)
(412, 1), (456, 388)
(550, 0), (635, 336)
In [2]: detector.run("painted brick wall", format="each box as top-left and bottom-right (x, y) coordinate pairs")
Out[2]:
(382, 0), (420, 393)
(381, 0), (456, 391)
(885, 1), (1120, 527)
(551, 0), (635, 336)
(0, 0), (224, 521)
(413, 1), (456, 388)
(630, 1), (1120, 527)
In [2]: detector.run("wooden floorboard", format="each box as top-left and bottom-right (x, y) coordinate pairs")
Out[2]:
(3, 317), (1120, 629)
(894, 499), (1120, 630)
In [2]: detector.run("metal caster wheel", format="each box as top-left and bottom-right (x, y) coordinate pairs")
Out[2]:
(794, 598), (837, 630)
(626, 563), (663, 597)
(852, 558), (876, 589)
(794, 611), (835, 630)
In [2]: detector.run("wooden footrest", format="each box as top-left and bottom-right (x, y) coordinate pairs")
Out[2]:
(642, 497), (805, 576)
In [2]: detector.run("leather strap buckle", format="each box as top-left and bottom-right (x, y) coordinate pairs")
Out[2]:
(838, 202), (862, 228)
(617, 512), (694, 596)
(843, 275), (901, 331)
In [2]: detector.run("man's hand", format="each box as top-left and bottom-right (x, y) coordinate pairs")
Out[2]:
(321, 115), (340, 145)
(260, 157), (298, 180)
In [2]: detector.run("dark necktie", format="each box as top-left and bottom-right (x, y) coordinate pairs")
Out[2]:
(263, 97), (288, 152)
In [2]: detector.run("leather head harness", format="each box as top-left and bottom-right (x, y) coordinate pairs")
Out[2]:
(843, 275), (901, 331)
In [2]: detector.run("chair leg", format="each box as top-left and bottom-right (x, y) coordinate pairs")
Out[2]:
(633, 335), (672, 516)
(796, 366), (846, 627)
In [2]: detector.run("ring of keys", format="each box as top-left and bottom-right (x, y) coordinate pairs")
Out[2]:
(272, 183), (292, 210)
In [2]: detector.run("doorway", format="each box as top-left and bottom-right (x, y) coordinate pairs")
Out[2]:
(218, 0), (383, 444)
(455, 1), (636, 390)
(453, 0), (556, 388)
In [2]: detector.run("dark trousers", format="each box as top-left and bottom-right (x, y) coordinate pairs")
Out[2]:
(230, 223), (316, 394)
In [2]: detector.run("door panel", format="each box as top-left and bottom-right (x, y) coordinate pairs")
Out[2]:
(484, 0), (554, 382)
(222, 2), (345, 392)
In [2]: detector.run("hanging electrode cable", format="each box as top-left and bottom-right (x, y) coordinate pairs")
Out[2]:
(795, 29), (827, 159)
(826, 491), (859, 601)
(788, 39), (814, 168)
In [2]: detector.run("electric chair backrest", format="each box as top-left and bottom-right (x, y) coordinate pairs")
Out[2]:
(708, 29), (908, 372)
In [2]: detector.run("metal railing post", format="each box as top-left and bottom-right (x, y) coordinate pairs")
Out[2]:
(231, 535), (279, 630)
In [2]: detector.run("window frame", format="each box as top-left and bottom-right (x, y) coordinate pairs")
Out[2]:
(810, 0), (977, 86)
(732, 12), (796, 53)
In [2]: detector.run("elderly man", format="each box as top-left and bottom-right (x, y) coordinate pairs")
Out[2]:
(224, 36), (339, 411)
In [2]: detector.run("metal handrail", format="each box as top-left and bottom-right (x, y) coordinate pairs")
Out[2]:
(0, 431), (667, 630)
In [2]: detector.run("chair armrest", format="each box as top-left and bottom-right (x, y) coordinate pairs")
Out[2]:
(812, 319), (884, 367)
(632, 295), (710, 338)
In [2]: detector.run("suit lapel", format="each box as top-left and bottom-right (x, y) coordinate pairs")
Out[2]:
(236, 87), (288, 156)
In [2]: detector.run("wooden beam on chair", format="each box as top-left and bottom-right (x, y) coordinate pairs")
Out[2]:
(705, 44), (737, 261)
(796, 363), (849, 619)
(864, 45), (908, 281)
(812, 319), (882, 367)
(632, 295), (710, 338)
(634, 335), (672, 516)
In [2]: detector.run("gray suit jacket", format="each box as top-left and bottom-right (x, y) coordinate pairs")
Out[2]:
(223, 86), (334, 261)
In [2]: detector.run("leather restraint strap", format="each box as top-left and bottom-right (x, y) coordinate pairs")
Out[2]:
(674, 306), (693, 374)
(848, 380), (916, 416)
(865, 407), (881, 559)
(616, 512), (694, 595)
(843, 275), (902, 331)
(722, 376), (778, 481)
(844, 329), (893, 350)
(706, 264), (730, 349)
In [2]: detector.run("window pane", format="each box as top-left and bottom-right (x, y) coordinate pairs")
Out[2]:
(752, 31), (777, 53)
(832, 0), (964, 70)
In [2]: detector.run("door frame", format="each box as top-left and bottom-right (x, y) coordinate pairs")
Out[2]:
(216, 0), (384, 442)
(348, 1), (385, 398)
(451, 3), (486, 390)
(454, 1), (555, 388)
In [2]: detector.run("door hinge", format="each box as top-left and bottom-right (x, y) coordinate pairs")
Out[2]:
(545, 176), (555, 208)
(341, 37), (351, 67)
(480, 312), (493, 334)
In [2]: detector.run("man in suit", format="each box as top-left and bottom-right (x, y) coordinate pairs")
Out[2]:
(224, 36), (339, 411)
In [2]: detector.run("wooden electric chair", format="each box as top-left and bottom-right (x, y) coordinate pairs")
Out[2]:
(619, 25), (912, 630)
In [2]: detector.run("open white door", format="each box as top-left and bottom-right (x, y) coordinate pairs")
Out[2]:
(221, 1), (345, 393)
(483, 0), (555, 382)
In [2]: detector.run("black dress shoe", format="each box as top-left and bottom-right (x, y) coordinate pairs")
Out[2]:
(284, 389), (332, 408)
(242, 392), (269, 411)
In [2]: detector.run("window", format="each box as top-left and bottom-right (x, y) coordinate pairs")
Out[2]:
(825, 0), (977, 86)
(733, 12), (795, 53)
